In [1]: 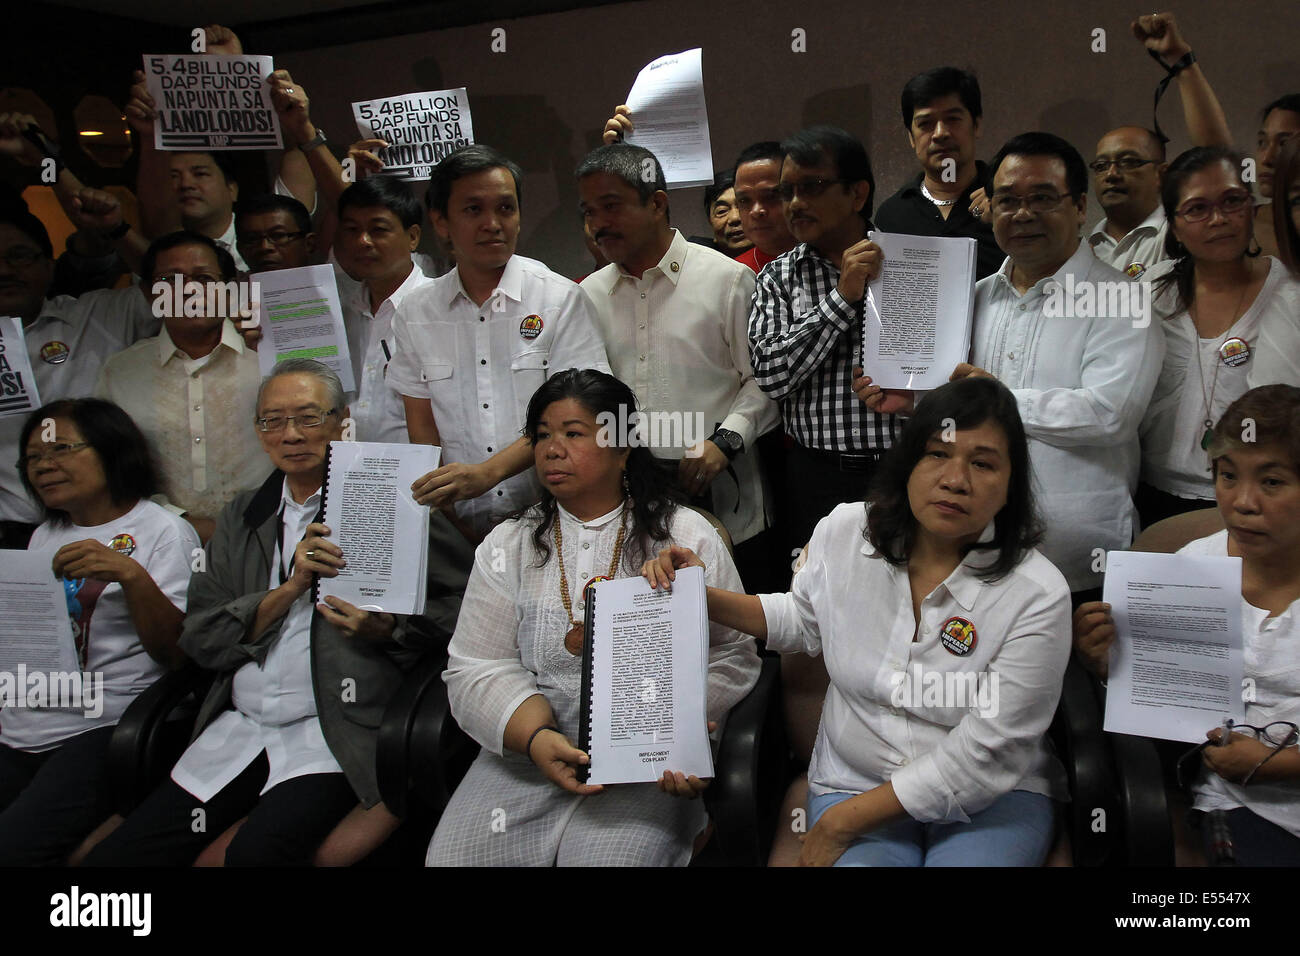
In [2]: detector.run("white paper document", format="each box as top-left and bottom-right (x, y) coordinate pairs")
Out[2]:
(0, 317), (42, 421)
(351, 88), (474, 181)
(862, 232), (977, 389)
(579, 566), (713, 785)
(315, 442), (440, 615)
(624, 48), (714, 188)
(142, 53), (282, 151)
(0, 550), (79, 677)
(251, 265), (356, 393)
(1102, 550), (1245, 743)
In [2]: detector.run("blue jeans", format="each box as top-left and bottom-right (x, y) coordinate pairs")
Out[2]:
(807, 788), (1056, 866)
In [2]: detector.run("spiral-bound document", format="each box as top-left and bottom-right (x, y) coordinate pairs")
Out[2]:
(314, 441), (440, 614)
(577, 567), (713, 785)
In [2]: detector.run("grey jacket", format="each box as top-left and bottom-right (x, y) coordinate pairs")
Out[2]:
(178, 470), (474, 807)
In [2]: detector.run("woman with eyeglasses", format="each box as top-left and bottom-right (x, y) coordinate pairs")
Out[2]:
(1136, 146), (1300, 529)
(0, 399), (199, 864)
(1076, 385), (1300, 866)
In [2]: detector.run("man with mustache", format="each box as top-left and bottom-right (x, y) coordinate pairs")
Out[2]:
(577, 142), (777, 589)
(749, 126), (896, 553)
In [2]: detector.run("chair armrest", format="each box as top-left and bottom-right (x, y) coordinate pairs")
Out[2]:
(1112, 731), (1174, 865)
(377, 653), (445, 820)
(1049, 658), (1118, 867)
(376, 652), (479, 820)
(702, 655), (786, 866)
(108, 665), (211, 816)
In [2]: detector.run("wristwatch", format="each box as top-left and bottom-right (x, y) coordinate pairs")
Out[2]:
(709, 428), (744, 461)
(298, 128), (327, 153)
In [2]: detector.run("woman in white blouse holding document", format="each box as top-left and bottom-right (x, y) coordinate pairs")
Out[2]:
(645, 377), (1072, 866)
(428, 369), (759, 866)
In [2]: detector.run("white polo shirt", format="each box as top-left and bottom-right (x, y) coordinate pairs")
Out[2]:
(1088, 205), (1169, 279)
(0, 287), (160, 524)
(388, 254), (610, 536)
(340, 263), (435, 444)
(759, 502), (1072, 823)
(972, 242), (1165, 590)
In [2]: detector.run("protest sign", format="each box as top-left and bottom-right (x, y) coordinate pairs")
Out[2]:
(143, 53), (282, 150)
(351, 88), (474, 181)
(0, 318), (42, 421)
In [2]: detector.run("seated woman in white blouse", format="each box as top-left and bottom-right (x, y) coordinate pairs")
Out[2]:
(427, 369), (759, 866)
(1077, 385), (1300, 866)
(1138, 146), (1300, 529)
(645, 377), (1071, 866)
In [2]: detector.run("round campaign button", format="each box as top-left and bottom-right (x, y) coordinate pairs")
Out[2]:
(1219, 337), (1250, 367)
(519, 314), (544, 340)
(939, 616), (977, 656)
(40, 341), (70, 364)
(1125, 262), (1147, 279)
(108, 533), (137, 557)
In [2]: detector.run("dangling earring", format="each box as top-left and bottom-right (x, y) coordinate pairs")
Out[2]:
(1246, 237), (1262, 258)
(621, 470), (630, 497)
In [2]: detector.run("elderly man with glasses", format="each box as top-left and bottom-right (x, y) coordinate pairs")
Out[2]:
(85, 358), (472, 866)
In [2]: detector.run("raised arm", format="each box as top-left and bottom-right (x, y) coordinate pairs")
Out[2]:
(1133, 12), (1231, 148)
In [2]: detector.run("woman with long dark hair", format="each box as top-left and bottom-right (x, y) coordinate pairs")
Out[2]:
(645, 377), (1071, 866)
(1138, 146), (1300, 527)
(427, 369), (759, 866)
(0, 399), (198, 864)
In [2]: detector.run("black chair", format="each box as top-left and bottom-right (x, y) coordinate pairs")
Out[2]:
(376, 651), (478, 823)
(695, 654), (786, 866)
(394, 653), (785, 865)
(108, 665), (211, 816)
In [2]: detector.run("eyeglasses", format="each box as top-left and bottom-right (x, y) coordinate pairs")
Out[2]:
(1174, 190), (1253, 223)
(18, 441), (90, 471)
(255, 409), (337, 433)
(990, 191), (1077, 216)
(236, 230), (307, 248)
(776, 178), (852, 201)
(1176, 720), (1299, 789)
(1088, 156), (1158, 174)
(0, 247), (46, 269)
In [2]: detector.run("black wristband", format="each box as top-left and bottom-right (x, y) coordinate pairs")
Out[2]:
(525, 724), (559, 760)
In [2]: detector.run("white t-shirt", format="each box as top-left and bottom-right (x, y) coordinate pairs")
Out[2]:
(1184, 531), (1300, 838)
(0, 499), (198, 751)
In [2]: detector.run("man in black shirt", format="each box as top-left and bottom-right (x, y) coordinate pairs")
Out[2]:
(874, 67), (1002, 279)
